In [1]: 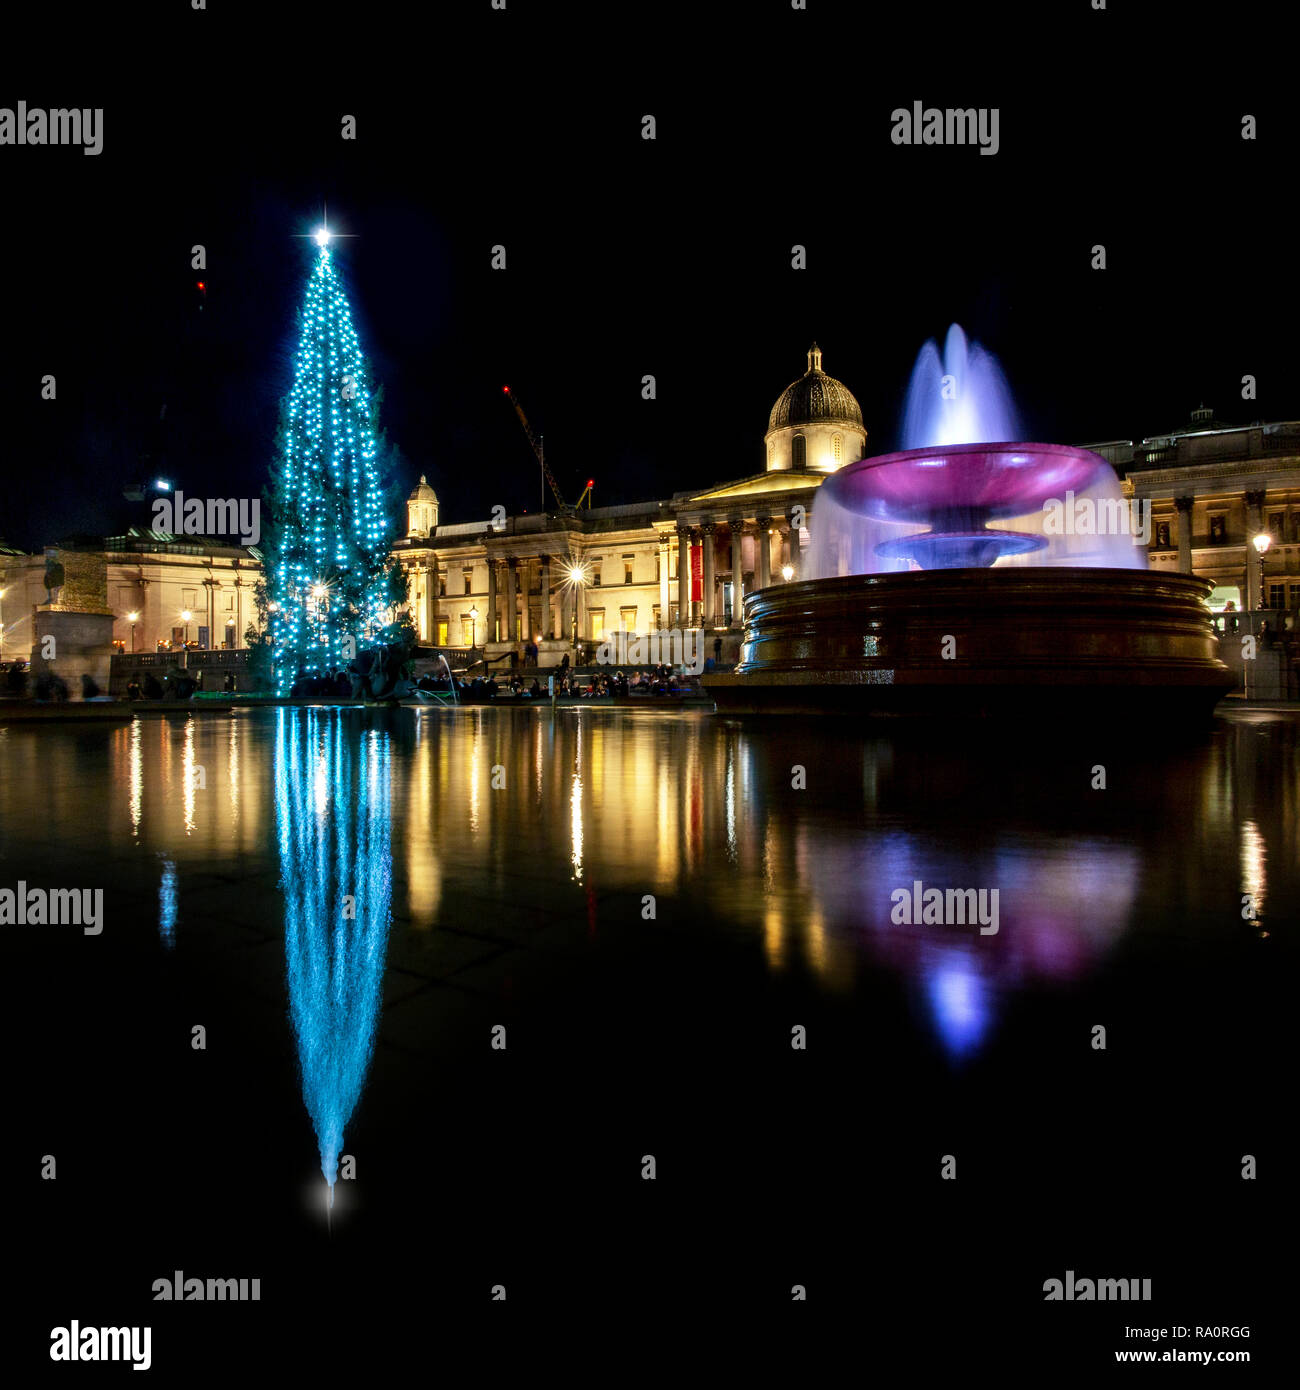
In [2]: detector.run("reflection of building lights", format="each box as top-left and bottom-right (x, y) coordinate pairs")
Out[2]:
(1240, 819), (1266, 922)
(129, 719), (142, 836)
(182, 717), (196, 834)
(570, 772), (584, 880)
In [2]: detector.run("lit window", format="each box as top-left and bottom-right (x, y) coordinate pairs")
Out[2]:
(833, 434), (842, 461)
(792, 435), (807, 470)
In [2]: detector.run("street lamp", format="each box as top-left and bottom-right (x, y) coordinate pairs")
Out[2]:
(1252, 532), (1272, 611)
(225, 617), (235, 649)
(566, 565), (586, 649)
(469, 605), (479, 650)
(781, 564), (794, 582)
(0, 586), (6, 660)
(127, 610), (139, 653)
(181, 610), (192, 646)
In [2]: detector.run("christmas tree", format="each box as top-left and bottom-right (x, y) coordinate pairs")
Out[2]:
(264, 229), (396, 694)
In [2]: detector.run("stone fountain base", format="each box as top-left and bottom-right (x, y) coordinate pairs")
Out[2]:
(702, 568), (1235, 720)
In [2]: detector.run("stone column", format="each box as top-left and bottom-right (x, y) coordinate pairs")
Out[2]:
(539, 554), (552, 638)
(701, 521), (716, 628)
(1174, 496), (1194, 575)
(658, 535), (671, 627)
(785, 506), (805, 578)
(756, 516), (772, 591)
(427, 561), (439, 643)
(233, 578), (244, 650)
(1244, 490), (1266, 609)
(505, 558), (518, 644)
(676, 524), (690, 627)
(487, 558), (498, 643)
(729, 517), (746, 628)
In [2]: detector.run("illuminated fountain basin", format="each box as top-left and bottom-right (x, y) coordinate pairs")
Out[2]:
(808, 441), (1145, 575)
(705, 325), (1233, 717)
(705, 444), (1231, 719)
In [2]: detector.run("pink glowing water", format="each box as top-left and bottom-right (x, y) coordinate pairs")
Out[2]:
(807, 325), (1148, 576)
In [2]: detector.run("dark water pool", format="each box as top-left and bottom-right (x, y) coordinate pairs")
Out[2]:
(1, 705), (1288, 1358)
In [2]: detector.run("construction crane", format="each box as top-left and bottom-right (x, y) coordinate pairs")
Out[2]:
(503, 384), (573, 515)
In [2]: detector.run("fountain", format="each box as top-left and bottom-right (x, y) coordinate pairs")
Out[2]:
(704, 325), (1234, 718)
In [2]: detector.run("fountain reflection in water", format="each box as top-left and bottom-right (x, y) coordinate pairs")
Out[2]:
(275, 709), (392, 1209)
(807, 324), (1147, 578)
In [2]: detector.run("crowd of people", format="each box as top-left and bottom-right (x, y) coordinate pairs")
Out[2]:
(1, 651), (698, 705)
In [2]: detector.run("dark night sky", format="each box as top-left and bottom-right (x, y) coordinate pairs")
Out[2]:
(1, 0), (1294, 550)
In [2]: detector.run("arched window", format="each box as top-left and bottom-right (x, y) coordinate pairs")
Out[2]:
(832, 434), (842, 462)
(792, 434), (807, 470)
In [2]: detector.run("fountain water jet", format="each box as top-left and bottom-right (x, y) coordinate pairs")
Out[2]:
(704, 326), (1233, 719)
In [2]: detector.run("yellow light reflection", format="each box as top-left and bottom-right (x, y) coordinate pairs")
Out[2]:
(1240, 819), (1267, 922)
(228, 716), (239, 822)
(763, 904), (785, 971)
(570, 772), (584, 881)
(182, 717), (196, 834)
(129, 718), (142, 837)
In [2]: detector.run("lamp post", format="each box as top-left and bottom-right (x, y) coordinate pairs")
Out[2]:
(225, 617), (235, 649)
(0, 586), (6, 661)
(1252, 532), (1272, 612)
(567, 565), (585, 654)
(781, 564), (794, 583)
(469, 605), (479, 651)
(127, 610), (139, 653)
(181, 610), (192, 646)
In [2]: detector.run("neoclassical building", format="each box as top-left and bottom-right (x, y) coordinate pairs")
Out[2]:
(0, 528), (263, 659)
(393, 343), (868, 660)
(1096, 408), (1300, 613)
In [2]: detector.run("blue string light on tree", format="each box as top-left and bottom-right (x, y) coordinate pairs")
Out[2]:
(265, 225), (390, 695)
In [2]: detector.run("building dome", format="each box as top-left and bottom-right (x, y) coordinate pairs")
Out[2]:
(768, 343), (864, 432)
(406, 475), (439, 537)
(764, 344), (867, 474)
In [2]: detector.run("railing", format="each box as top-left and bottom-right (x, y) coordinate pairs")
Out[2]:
(1211, 608), (1294, 638)
(113, 649), (250, 669)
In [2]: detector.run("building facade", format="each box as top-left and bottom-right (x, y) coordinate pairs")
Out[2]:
(393, 344), (868, 662)
(0, 528), (264, 660)
(1096, 408), (1300, 614)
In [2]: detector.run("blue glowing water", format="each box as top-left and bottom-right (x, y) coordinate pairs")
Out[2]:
(902, 323), (1021, 449)
(276, 709), (392, 1201)
(807, 323), (1148, 576)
